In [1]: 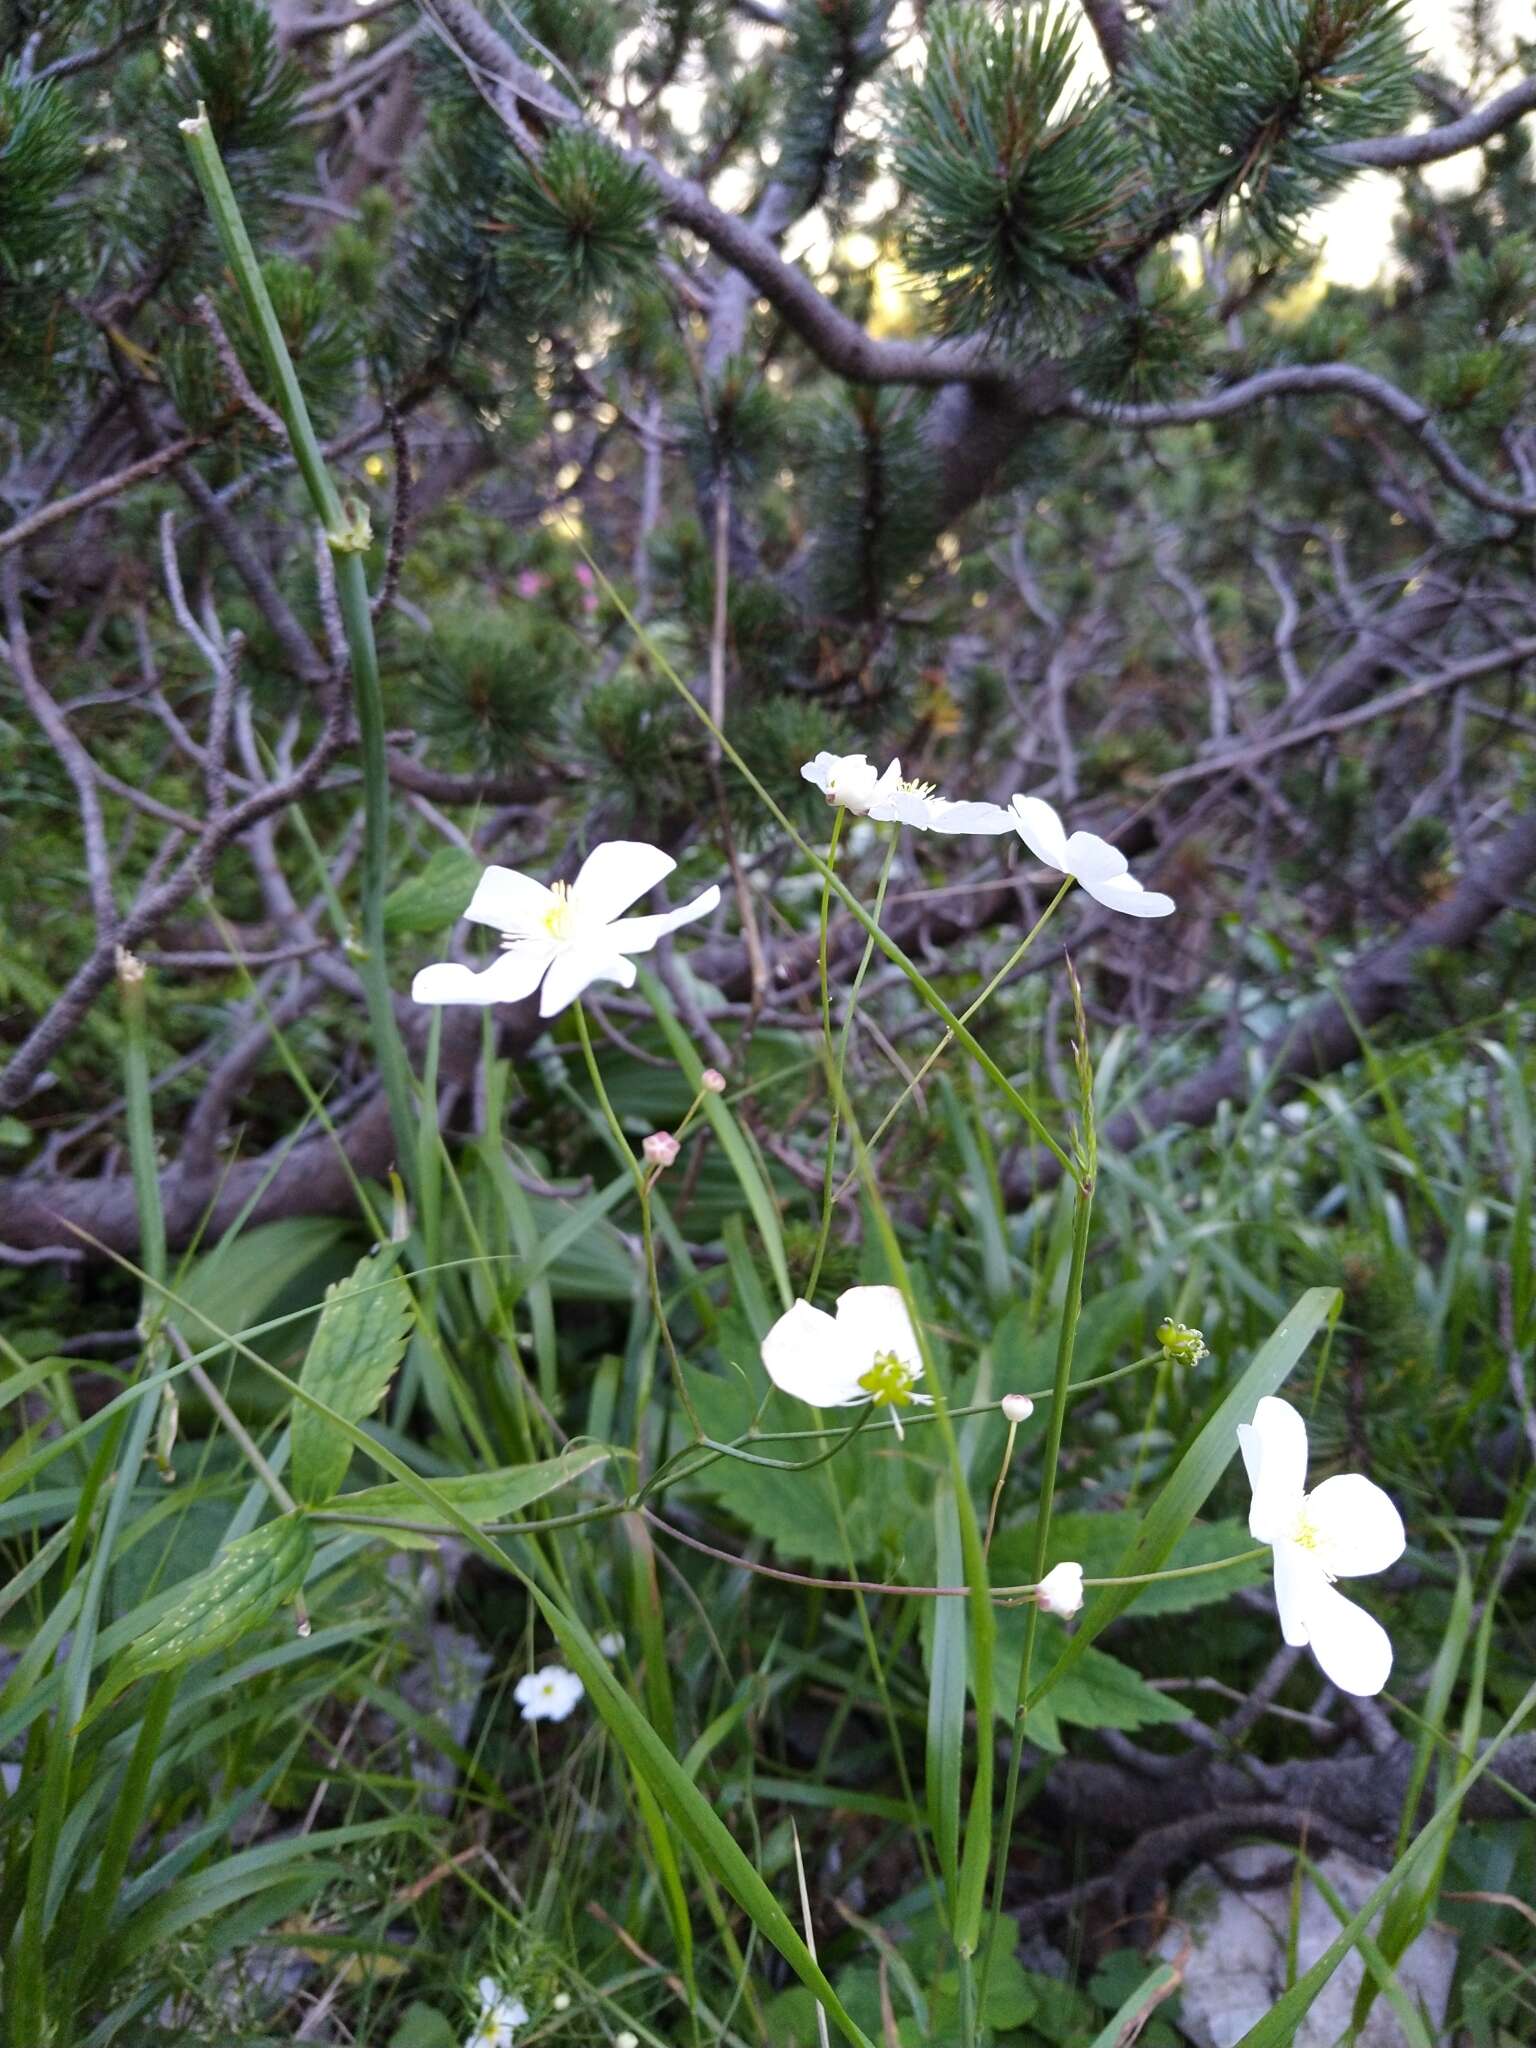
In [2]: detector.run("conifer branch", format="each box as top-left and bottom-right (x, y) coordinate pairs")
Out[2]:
(1330, 70), (1536, 167)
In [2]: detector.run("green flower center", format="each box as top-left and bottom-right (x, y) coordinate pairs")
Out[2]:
(857, 1350), (917, 1407)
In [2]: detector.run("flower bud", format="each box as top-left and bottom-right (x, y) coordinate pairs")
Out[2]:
(1156, 1318), (1209, 1367)
(114, 944), (146, 988)
(1000, 1393), (1034, 1424)
(617, 2035), (639, 2048)
(642, 1131), (680, 1169)
(1035, 1561), (1084, 1618)
(701, 1067), (726, 1094)
(552, 1992), (571, 2013)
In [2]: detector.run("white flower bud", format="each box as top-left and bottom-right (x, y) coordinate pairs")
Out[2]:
(552, 1992), (571, 2012)
(1035, 1561), (1084, 1618)
(1000, 1393), (1034, 1424)
(642, 1131), (680, 1169)
(701, 1067), (726, 1093)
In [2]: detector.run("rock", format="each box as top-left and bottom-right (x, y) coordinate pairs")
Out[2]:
(1157, 1842), (1456, 2048)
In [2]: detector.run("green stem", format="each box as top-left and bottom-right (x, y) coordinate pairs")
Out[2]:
(841, 877), (1073, 1197)
(980, 1173), (1093, 2007)
(179, 108), (416, 1186)
(573, 999), (704, 1439)
(809, 829), (897, 1296)
(118, 955), (165, 1314)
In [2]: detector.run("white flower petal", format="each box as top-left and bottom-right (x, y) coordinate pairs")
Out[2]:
(412, 945), (555, 1007)
(572, 840), (677, 924)
(1272, 1540), (1326, 1648)
(1297, 1574), (1395, 1696)
(538, 944), (636, 1018)
(1303, 1473), (1406, 1579)
(761, 1298), (863, 1405)
(1009, 794), (1071, 872)
(1063, 830), (1127, 884)
(463, 865), (555, 933)
(925, 799), (1017, 836)
(608, 883), (722, 953)
(1081, 872), (1177, 918)
(1241, 1395), (1310, 1544)
(833, 1284), (921, 1373)
(477, 1977), (500, 2007)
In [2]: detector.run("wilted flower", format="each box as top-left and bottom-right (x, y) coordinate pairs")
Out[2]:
(412, 843), (720, 1019)
(761, 1285), (930, 1433)
(1009, 795), (1175, 917)
(1157, 1318), (1208, 1366)
(1001, 1393), (1035, 1424)
(466, 1978), (528, 2048)
(515, 1665), (584, 1723)
(642, 1131), (680, 1169)
(1035, 1562), (1084, 1617)
(1238, 1395), (1405, 1697)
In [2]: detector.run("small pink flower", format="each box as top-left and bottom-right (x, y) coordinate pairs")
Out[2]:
(516, 570), (546, 600)
(643, 1131), (680, 1169)
(701, 1068), (726, 1094)
(573, 562), (595, 588)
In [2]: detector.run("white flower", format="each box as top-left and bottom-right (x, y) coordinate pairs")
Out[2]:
(867, 759), (1015, 835)
(1009, 795), (1175, 917)
(466, 1978), (528, 2048)
(596, 1629), (624, 1658)
(800, 752), (1013, 833)
(515, 1664), (585, 1723)
(761, 1285), (931, 1432)
(1036, 1562), (1084, 1617)
(412, 842), (720, 1019)
(1237, 1395), (1405, 1697)
(802, 751), (882, 814)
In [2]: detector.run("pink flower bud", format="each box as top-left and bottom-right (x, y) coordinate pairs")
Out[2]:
(642, 1131), (680, 1169)
(515, 569), (546, 599)
(1001, 1393), (1034, 1424)
(701, 1068), (726, 1094)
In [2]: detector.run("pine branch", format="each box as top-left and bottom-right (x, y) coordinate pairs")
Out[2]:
(1330, 69), (1536, 167)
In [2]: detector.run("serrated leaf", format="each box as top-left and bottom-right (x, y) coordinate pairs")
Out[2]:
(95, 1516), (313, 1714)
(382, 847), (480, 935)
(337, 1445), (618, 1548)
(291, 1246), (414, 1505)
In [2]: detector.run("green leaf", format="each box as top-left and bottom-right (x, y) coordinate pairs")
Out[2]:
(335, 1445), (617, 1547)
(1034, 1287), (1340, 1714)
(94, 1516), (313, 1715)
(291, 1245), (414, 1505)
(382, 846), (480, 934)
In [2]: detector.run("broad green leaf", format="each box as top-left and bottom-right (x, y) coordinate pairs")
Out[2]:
(1034, 1286), (1340, 1713)
(94, 1516), (313, 1714)
(335, 1445), (616, 1547)
(291, 1245), (414, 1504)
(382, 846), (480, 934)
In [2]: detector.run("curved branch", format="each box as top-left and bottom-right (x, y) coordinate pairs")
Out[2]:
(1330, 72), (1536, 169)
(1067, 363), (1536, 522)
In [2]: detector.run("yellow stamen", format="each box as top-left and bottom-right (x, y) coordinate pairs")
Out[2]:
(542, 880), (575, 940)
(857, 1351), (917, 1408)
